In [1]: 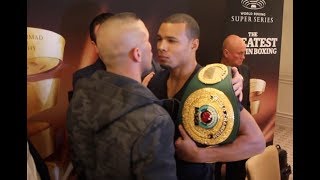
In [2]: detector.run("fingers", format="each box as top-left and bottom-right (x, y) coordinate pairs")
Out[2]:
(231, 66), (239, 77)
(231, 67), (243, 100)
(178, 124), (189, 140)
(233, 79), (243, 95)
(142, 72), (155, 86)
(175, 137), (182, 146)
(231, 73), (243, 86)
(238, 91), (243, 102)
(234, 85), (243, 102)
(231, 67), (243, 84)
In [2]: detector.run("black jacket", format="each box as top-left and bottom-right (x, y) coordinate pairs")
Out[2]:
(67, 70), (177, 180)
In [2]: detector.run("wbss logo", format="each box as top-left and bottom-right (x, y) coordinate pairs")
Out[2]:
(241, 0), (266, 10)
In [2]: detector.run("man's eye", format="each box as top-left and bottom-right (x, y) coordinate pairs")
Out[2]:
(168, 39), (176, 43)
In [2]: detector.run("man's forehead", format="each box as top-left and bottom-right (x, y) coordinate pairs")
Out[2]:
(161, 22), (186, 29)
(158, 23), (187, 36)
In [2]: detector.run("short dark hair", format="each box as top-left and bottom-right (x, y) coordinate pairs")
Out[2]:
(111, 12), (140, 21)
(162, 13), (200, 40)
(89, 12), (114, 43)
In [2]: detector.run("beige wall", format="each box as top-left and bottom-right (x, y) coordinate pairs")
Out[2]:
(276, 0), (293, 128)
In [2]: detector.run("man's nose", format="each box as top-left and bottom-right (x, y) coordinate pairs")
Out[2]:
(157, 40), (167, 52)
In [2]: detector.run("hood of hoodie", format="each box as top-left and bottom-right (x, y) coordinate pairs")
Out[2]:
(71, 70), (161, 132)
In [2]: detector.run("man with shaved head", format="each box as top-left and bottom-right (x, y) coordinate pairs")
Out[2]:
(96, 13), (153, 78)
(67, 12), (177, 180)
(221, 35), (247, 66)
(69, 12), (161, 101)
(216, 34), (251, 180)
(220, 34), (250, 112)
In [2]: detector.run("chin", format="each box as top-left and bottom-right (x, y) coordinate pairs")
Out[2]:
(160, 64), (171, 70)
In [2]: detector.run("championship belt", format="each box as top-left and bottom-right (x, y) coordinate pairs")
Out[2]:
(178, 63), (240, 146)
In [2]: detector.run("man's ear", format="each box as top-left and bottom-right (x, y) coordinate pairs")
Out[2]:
(223, 49), (229, 57)
(132, 47), (142, 62)
(191, 38), (199, 50)
(91, 41), (99, 54)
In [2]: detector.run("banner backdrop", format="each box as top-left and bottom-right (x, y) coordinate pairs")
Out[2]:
(27, 0), (283, 155)
(223, 0), (284, 143)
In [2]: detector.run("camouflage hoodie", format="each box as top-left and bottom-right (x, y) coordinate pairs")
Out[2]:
(67, 70), (177, 180)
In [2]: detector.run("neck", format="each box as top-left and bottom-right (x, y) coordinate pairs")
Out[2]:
(107, 66), (142, 83)
(221, 57), (239, 67)
(166, 60), (197, 98)
(170, 60), (197, 80)
(220, 58), (230, 66)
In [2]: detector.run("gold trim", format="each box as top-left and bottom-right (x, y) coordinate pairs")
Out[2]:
(198, 63), (228, 84)
(182, 88), (235, 145)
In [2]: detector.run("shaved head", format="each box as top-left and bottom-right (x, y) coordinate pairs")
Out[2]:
(223, 34), (246, 52)
(96, 12), (151, 67)
(221, 34), (246, 67)
(95, 12), (152, 82)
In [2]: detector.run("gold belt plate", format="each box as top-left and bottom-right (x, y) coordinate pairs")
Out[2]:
(182, 88), (235, 145)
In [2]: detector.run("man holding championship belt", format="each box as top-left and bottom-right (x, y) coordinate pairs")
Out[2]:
(148, 13), (265, 180)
